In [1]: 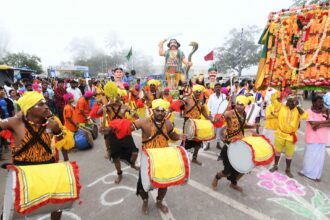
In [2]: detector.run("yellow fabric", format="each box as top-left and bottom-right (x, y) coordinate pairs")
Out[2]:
(275, 105), (308, 141)
(192, 84), (205, 92)
(264, 94), (281, 130)
(274, 136), (295, 158)
(136, 107), (145, 119)
(246, 96), (255, 104)
(147, 79), (160, 86)
(14, 162), (79, 213)
(236, 95), (249, 107)
(147, 147), (186, 184)
(17, 91), (45, 114)
(243, 136), (274, 162)
(152, 99), (170, 110)
(117, 88), (127, 97)
(192, 119), (215, 140)
(104, 81), (118, 99)
(51, 116), (75, 151)
(0, 64), (12, 70)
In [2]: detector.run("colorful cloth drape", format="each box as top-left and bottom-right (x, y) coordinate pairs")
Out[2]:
(144, 146), (189, 188)
(8, 162), (80, 214)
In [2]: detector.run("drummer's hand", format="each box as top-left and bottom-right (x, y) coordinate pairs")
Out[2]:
(48, 118), (60, 133)
(180, 134), (186, 140)
(100, 127), (111, 134)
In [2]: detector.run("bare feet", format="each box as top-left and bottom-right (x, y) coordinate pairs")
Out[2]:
(269, 165), (278, 172)
(297, 171), (304, 177)
(212, 177), (219, 190)
(156, 200), (169, 214)
(131, 165), (140, 171)
(142, 200), (149, 215)
(216, 142), (222, 150)
(285, 169), (294, 178)
(115, 175), (123, 184)
(192, 159), (202, 166)
(230, 183), (243, 192)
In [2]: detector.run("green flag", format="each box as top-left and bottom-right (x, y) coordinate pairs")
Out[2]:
(126, 47), (132, 61)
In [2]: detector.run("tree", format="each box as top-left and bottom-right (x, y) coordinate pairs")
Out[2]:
(2, 52), (43, 74)
(214, 26), (262, 76)
(292, 0), (329, 6)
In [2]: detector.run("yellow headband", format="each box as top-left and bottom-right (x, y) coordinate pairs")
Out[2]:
(17, 91), (45, 115)
(192, 84), (205, 92)
(152, 99), (170, 110)
(147, 79), (160, 86)
(236, 95), (249, 107)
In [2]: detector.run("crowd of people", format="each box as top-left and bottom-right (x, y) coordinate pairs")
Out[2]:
(0, 66), (329, 219)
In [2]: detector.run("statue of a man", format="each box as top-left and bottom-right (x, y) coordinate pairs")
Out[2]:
(159, 39), (192, 89)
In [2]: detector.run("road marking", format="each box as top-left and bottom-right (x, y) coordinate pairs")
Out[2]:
(101, 186), (135, 206)
(188, 179), (273, 220)
(87, 166), (131, 188)
(37, 211), (81, 220)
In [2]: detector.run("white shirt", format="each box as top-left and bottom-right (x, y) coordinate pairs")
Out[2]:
(264, 88), (277, 106)
(207, 93), (227, 117)
(66, 87), (82, 106)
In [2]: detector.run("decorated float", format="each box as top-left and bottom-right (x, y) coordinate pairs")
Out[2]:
(256, 3), (330, 90)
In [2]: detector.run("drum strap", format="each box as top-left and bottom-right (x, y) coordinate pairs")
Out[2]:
(14, 116), (53, 157)
(185, 97), (202, 114)
(142, 119), (168, 144)
(110, 105), (123, 119)
(234, 109), (246, 136)
(246, 104), (255, 123)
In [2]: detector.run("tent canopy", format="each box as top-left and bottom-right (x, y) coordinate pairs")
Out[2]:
(0, 65), (13, 70)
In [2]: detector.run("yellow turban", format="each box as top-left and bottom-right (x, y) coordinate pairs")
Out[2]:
(117, 88), (127, 97)
(236, 95), (249, 107)
(246, 95), (255, 104)
(147, 79), (160, 86)
(271, 91), (281, 103)
(192, 84), (205, 92)
(152, 99), (170, 110)
(17, 91), (45, 115)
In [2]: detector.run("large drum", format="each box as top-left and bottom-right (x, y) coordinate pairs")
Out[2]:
(140, 146), (190, 192)
(217, 99), (229, 114)
(2, 162), (80, 220)
(183, 119), (215, 141)
(227, 135), (275, 173)
(75, 128), (94, 150)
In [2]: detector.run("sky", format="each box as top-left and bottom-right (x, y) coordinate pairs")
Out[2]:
(0, 0), (292, 73)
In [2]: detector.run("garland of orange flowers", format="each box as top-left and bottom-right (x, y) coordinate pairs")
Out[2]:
(260, 4), (330, 89)
(280, 8), (330, 71)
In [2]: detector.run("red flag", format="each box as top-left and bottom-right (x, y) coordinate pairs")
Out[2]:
(204, 50), (214, 61)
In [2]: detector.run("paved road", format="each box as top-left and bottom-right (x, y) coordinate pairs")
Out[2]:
(1, 106), (330, 220)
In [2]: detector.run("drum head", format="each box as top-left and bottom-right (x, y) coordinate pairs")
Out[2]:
(140, 150), (152, 192)
(183, 119), (195, 140)
(227, 140), (254, 173)
(217, 99), (229, 114)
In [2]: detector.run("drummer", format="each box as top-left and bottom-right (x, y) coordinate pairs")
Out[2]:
(131, 99), (183, 214)
(211, 95), (258, 192)
(98, 88), (139, 184)
(181, 84), (213, 165)
(0, 91), (67, 220)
